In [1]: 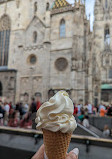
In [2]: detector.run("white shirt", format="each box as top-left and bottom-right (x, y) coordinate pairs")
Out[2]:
(4, 104), (10, 113)
(24, 104), (29, 112)
(83, 119), (90, 128)
(103, 130), (110, 137)
(77, 104), (82, 114)
(88, 104), (92, 114)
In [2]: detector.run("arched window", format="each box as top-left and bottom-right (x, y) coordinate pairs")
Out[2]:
(60, 19), (66, 38)
(109, 68), (112, 78)
(0, 15), (11, 66)
(46, 2), (50, 11)
(33, 31), (37, 43)
(105, 0), (108, 9)
(0, 82), (3, 96)
(104, 26), (110, 46)
(34, 2), (37, 13)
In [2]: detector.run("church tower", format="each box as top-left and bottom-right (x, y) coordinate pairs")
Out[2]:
(93, 0), (112, 105)
(71, 0), (91, 104)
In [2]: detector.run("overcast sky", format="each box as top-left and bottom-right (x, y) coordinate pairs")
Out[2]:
(67, 0), (95, 30)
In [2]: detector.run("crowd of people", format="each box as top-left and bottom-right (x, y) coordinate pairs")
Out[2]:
(0, 98), (41, 128)
(0, 98), (112, 137)
(73, 103), (112, 137)
(73, 103), (112, 117)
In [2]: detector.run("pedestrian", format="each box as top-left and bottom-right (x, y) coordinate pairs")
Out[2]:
(8, 111), (19, 127)
(77, 103), (82, 115)
(20, 112), (32, 129)
(36, 99), (41, 111)
(100, 107), (107, 117)
(102, 125), (110, 138)
(23, 103), (29, 114)
(0, 101), (5, 125)
(82, 116), (89, 128)
(88, 103), (93, 114)
(4, 102), (10, 126)
(107, 105), (112, 116)
(73, 103), (78, 116)
(30, 98), (37, 113)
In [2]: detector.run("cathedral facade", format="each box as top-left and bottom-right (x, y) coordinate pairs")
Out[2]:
(0, 0), (105, 105)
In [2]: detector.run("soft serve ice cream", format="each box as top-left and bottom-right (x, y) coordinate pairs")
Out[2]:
(35, 91), (77, 133)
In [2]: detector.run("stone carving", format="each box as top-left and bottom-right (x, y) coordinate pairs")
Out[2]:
(23, 44), (43, 51)
(51, 6), (73, 15)
(0, 14), (11, 31)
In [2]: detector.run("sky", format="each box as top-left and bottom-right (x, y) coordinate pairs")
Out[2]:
(67, 0), (95, 30)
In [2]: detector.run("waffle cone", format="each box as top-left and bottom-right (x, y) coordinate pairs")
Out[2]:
(43, 129), (72, 159)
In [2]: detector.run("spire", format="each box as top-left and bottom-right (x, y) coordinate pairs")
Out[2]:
(84, 0), (86, 5)
(89, 13), (90, 20)
(52, 0), (71, 9)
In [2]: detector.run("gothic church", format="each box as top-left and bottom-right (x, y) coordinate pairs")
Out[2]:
(0, 0), (111, 105)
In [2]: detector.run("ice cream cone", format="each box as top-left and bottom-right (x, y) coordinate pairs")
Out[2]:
(43, 129), (72, 159)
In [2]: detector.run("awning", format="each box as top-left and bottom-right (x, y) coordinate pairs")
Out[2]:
(101, 84), (112, 90)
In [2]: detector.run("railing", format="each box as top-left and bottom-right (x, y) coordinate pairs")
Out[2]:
(0, 126), (112, 148)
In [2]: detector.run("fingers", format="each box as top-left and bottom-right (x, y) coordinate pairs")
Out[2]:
(31, 144), (44, 159)
(31, 145), (79, 159)
(67, 148), (79, 159)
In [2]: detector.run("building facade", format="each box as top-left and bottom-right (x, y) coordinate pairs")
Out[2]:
(0, 0), (94, 104)
(92, 0), (112, 105)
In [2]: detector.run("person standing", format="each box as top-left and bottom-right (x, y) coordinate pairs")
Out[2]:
(0, 101), (5, 125)
(36, 99), (41, 111)
(4, 102), (10, 126)
(107, 105), (112, 116)
(82, 116), (90, 128)
(102, 125), (110, 138)
(88, 103), (93, 115)
(77, 103), (82, 115)
(23, 103), (29, 114)
(99, 103), (106, 112)
(100, 107), (107, 117)
(30, 98), (37, 113)
(73, 103), (78, 116)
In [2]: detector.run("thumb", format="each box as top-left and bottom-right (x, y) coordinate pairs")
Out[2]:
(68, 148), (79, 159)
(44, 152), (48, 159)
(71, 148), (79, 156)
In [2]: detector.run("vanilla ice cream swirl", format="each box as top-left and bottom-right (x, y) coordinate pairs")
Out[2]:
(35, 91), (77, 133)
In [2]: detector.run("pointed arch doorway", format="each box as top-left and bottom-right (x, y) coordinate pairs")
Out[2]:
(0, 82), (3, 96)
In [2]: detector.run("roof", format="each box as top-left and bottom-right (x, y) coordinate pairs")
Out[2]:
(52, 0), (71, 9)
(101, 84), (112, 90)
